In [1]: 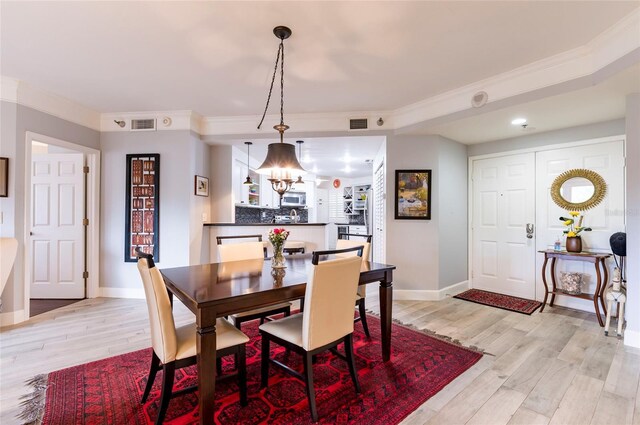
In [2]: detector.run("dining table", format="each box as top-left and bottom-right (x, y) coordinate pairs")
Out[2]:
(160, 254), (396, 425)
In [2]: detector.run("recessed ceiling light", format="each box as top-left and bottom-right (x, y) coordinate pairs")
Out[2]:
(343, 166), (352, 174)
(511, 118), (527, 126)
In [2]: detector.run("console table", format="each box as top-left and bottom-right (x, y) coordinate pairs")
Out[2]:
(538, 250), (611, 326)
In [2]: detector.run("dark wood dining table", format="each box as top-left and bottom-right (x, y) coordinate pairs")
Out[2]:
(160, 255), (396, 425)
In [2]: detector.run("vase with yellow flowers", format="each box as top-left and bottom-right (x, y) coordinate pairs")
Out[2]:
(559, 212), (592, 253)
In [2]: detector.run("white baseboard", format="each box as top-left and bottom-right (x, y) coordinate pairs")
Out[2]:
(394, 280), (470, 301)
(624, 329), (640, 349)
(99, 287), (145, 299)
(0, 309), (26, 327)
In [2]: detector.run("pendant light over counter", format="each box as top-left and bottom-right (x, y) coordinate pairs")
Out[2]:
(255, 26), (306, 200)
(243, 142), (253, 185)
(294, 140), (304, 186)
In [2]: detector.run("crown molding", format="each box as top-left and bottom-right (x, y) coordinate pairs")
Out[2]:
(1, 76), (101, 131)
(0, 76), (19, 103)
(100, 110), (198, 132)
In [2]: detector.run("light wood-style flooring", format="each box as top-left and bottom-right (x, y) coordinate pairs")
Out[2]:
(1, 295), (639, 424)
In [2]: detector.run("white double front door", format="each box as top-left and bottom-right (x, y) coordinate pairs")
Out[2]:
(471, 139), (625, 302)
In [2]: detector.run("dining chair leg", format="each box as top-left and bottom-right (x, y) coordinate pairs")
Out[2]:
(156, 362), (176, 425)
(217, 356), (223, 376)
(141, 351), (161, 403)
(344, 334), (361, 393)
(261, 333), (270, 388)
(238, 344), (248, 406)
(303, 352), (318, 422)
(299, 297), (305, 312)
(358, 299), (371, 338)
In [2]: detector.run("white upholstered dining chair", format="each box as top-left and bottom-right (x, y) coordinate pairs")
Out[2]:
(217, 235), (291, 329)
(259, 246), (364, 422)
(336, 234), (372, 337)
(136, 249), (249, 424)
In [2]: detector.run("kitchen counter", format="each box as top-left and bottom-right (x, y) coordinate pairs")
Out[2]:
(206, 223), (329, 262)
(204, 222), (327, 226)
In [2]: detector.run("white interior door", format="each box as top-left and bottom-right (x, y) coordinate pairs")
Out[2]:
(472, 153), (536, 299)
(535, 140), (625, 306)
(373, 162), (385, 264)
(31, 153), (85, 299)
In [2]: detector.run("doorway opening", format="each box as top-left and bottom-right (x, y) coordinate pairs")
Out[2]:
(24, 132), (100, 319)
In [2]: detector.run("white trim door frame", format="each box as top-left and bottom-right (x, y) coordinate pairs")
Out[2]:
(24, 132), (100, 318)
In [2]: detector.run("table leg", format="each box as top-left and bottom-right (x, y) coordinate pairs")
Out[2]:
(600, 258), (609, 316)
(197, 319), (217, 425)
(593, 259), (605, 327)
(540, 255), (549, 312)
(549, 258), (558, 307)
(379, 272), (393, 362)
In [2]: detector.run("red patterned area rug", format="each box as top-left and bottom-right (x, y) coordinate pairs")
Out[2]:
(454, 289), (542, 315)
(23, 315), (482, 425)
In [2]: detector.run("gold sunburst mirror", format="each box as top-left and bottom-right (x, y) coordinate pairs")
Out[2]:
(550, 168), (607, 211)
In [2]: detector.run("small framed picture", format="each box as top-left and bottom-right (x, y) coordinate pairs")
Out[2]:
(195, 175), (209, 197)
(0, 157), (8, 197)
(395, 169), (432, 220)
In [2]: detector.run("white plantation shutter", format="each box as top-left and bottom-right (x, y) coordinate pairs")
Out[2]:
(329, 188), (346, 221)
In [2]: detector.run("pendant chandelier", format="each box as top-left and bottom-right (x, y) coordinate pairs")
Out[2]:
(243, 142), (253, 185)
(256, 26), (305, 200)
(294, 140), (304, 186)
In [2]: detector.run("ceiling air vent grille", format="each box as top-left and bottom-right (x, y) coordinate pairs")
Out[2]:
(131, 119), (156, 131)
(349, 118), (368, 130)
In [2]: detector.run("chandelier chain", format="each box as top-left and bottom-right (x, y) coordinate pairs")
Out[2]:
(280, 39), (285, 126)
(257, 40), (284, 130)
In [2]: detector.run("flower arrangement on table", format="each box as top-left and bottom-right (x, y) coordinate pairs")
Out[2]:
(559, 211), (592, 237)
(558, 211), (592, 252)
(268, 228), (290, 268)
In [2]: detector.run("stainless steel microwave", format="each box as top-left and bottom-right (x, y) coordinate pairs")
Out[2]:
(281, 192), (306, 206)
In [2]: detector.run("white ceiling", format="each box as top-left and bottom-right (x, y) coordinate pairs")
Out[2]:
(231, 136), (385, 178)
(423, 64), (640, 144)
(1, 1), (637, 116)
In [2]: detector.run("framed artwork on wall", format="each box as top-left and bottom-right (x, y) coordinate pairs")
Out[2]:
(0, 157), (7, 197)
(125, 153), (160, 262)
(394, 169), (432, 220)
(194, 175), (209, 197)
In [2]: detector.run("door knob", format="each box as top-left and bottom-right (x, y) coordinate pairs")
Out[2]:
(526, 223), (534, 239)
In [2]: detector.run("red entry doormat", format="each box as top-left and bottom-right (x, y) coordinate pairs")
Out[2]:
(454, 289), (543, 315)
(31, 315), (481, 424)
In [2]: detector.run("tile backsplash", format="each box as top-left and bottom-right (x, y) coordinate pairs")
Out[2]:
(235, 205), (309, 224)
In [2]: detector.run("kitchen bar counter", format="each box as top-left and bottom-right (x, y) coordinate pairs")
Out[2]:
(204, 222), (328, 226)
(207, 223), (328, 262)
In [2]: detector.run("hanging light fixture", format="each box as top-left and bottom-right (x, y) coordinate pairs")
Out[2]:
(294, 140), (304, 186)
(243, 142), (253, 185)
(256, 26), (305, 200)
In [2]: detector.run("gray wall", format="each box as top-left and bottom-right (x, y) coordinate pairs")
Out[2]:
(0, 102), (100, 312)
(624, 94), (640, 345)
(468, 119), (625, 157)
(437, 137), (469, 288)
(189, 131), (211, 264)
(385, 134), (468, 291)
(100, 130), (194, 290)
